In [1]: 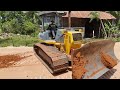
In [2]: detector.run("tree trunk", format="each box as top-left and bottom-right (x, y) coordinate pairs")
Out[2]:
(68, 11), (71, 29)
(98, 22), (101, 38)
(100, 19), (107, 39)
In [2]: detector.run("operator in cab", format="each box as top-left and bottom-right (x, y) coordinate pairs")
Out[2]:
(47, 20), (58, 39)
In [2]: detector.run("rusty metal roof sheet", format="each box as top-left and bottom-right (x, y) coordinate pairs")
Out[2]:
(39, 11), (66, 16)
(62, 11), (116, 19)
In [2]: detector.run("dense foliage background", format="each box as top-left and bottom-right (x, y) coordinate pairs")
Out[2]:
(0, 11), (120, 47)
(0, 11), (120, 36)
(0, 11), (41, 36)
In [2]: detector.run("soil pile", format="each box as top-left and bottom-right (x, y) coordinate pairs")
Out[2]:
(0, 54), (32, 68)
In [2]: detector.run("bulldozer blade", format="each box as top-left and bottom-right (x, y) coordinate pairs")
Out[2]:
(72, 40), (120, 79)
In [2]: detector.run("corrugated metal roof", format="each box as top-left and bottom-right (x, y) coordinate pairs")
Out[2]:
(39, 11), (66, 16)
(62, 11), (116, 19)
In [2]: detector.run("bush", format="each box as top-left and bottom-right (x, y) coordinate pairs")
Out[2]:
(2, 21), (13, 33)
(112, 37), (120, 42)
(104, 21), (119, 38)
(31, 29), (40, 37)
(1, 19), (40, 36)
(22, 21), (40, 35)
(10, 19), (22, 34)
(0, 28), (2, 33)
(2, 19), (22, 34)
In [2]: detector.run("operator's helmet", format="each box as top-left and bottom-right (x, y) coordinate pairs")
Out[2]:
(51, 20), (54, 23)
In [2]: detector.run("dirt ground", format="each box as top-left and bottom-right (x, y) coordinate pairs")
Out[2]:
(0, 42), (120, 79)
(0, 46), (72, 79)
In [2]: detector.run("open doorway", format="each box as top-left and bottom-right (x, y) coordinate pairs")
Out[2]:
(85, 19), (100, 38)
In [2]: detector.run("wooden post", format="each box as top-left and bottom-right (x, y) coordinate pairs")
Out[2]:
(61, 16), (63, 27)
(55, 14), (57, 25)
(68, 11), (71, 29)
(98, 22), (101, 38)
(93, 30), (94, 38)
(55, 14), (60, 27)
(57, 16), (60, 27)
(42, 15), (44, 31)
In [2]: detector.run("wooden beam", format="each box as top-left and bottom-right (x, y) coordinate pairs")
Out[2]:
(42, 15), (44, 31)
(68, 11), (71, 29)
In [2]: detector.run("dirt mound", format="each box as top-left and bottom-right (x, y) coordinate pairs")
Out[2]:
(0, 54), (32, 68)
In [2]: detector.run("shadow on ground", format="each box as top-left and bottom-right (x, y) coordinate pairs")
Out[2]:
(53, 67), (72, 76)
(98, 69), (117, 79)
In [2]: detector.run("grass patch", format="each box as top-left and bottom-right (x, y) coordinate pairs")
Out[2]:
(112, 37), (120, 42)
(0, 34), (42, 47)
(1, 33), (119, 47)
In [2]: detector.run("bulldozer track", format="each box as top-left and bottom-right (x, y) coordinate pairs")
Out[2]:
(33, 43), (69, 74)
(99, 62), (120, 79)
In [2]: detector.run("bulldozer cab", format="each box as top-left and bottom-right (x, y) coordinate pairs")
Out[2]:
(63, 31), (83, 55)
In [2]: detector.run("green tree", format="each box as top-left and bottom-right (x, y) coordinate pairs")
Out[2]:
(23, 20), (39, 35)
(89, 11), (107, 38)
(0, 11), (41, 36)
(106, 11), (120, 28)
(89, 11), (100, 23)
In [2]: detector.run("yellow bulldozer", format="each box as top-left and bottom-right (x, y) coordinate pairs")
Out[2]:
(34, 29), (83, 73)
(33, 11), (120, 79)
(34, 29), (119, 79)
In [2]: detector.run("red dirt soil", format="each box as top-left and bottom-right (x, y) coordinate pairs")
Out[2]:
(0, 54), (32, 68)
